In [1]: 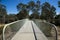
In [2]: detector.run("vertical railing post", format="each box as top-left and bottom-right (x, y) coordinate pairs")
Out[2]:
(46, 22), (58, 40)
(52, 24), (58, 40)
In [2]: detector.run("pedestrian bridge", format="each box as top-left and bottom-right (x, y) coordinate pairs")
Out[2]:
(3, 19), (58, 40)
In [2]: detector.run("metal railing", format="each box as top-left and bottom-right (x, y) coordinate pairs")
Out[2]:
(46, 22), (58, 40)
(2, 19), (27, 40)
(33, 19), (58, 40)
(2, 19), (58, 40)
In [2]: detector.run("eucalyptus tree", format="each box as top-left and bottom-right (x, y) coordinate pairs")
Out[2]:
(17, 3), (29, 19)
(55, 14), (60, 26)
(28, 0), (40, 19)
(7, 14), (18, 23)
(0, 4), (7, 15)
(0, 0), (7, 15)
(41, 2), (56, 22)
(30, 11), (40, 19)
(17, 0), (41, 19)
(0, 0), (7, 23)
(58, 1), (60, 7)
(28, 1), (35, 10)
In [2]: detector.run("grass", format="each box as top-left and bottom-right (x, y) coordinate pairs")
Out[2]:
(0, 24), (5, 34)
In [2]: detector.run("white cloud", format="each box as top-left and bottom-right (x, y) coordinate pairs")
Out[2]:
(56, 12), (60, 15)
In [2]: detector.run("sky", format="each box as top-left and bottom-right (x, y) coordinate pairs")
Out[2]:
(1, 0), (60, 14)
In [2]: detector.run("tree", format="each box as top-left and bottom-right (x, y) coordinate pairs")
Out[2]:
(17, 3), (28, 11)
(17, 0), (40, 19)
(29, 0), (40, 19)
(55, 14), (60, 26)
(17, 3), (29, 19)
(0, 4), (7, 15)
(28, 1), (35, 10)
(6, 14), (18, 23)
(0, 0), (7, 23)
(58, 1), (60, 7)
(39, 2), (56, 36)
(16, 9), (29, 20)
(41, 2), (56, 22)
(30, 12), (40, 19)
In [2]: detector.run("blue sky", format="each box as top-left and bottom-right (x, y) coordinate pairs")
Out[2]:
(1, 0), (60, 14)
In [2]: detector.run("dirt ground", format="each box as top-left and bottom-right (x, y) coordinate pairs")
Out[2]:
(57, 26), (60, 40)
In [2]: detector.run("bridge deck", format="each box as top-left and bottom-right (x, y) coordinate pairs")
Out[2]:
(11, 20), (48, 40)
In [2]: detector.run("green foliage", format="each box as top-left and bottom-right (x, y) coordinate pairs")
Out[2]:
(17, 1), (57, 21)
(0, 4), (7, 15)
(55, 14), (60, 26)
(17, 3), (28, 11)
(30, 12), (40, 19)
(55, 14), (60, 19)
(29, 0), (40, 19)
(41, 2), (56, 22)
(0, 3), (7, 23)
(17, 2), (30, 20)
(6, 14), (18, 23)
(16, 9), (29, 20)
(28, 1), (35, 10)
(17, 0), (40, 19)
(58, 1), (60, 7)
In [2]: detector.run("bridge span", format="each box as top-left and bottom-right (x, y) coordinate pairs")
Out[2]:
(2, 19), (58, 40)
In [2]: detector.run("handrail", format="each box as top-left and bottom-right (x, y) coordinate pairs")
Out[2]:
(2, 19), (27, 40)
(45, 22), (58, 40)
(33, 19), (58, 40)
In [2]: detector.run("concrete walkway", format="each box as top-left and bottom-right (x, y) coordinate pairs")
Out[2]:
(11, 20), (48, 40)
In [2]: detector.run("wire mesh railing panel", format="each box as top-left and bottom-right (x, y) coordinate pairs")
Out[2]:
(33, 19), (58, 40)
(3, 19), (26, 40)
